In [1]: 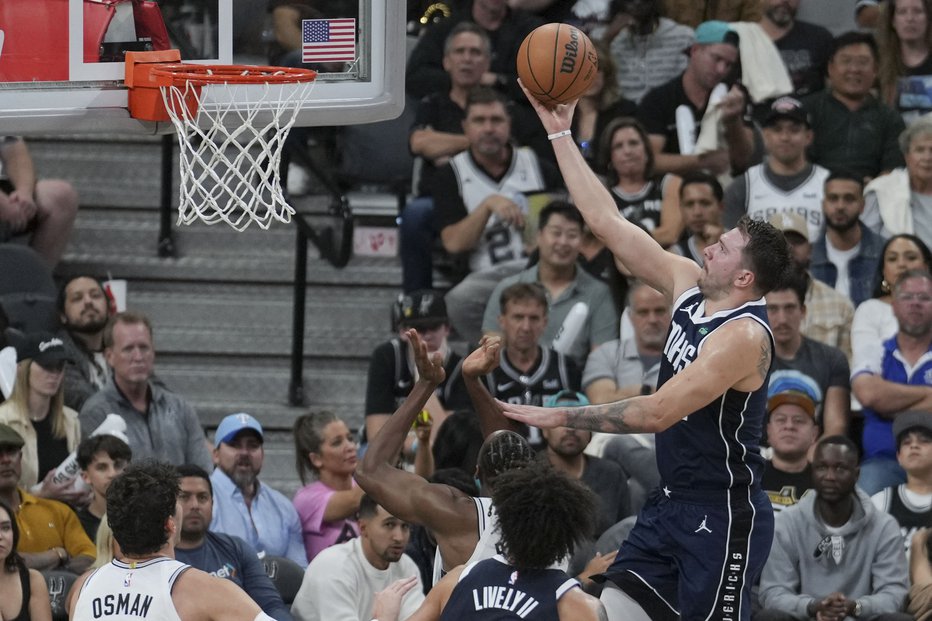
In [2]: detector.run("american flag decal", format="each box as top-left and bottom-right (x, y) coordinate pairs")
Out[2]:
(302, 18), (356, 64)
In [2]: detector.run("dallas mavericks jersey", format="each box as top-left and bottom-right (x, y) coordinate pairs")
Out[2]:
(439, 555), (579, 620)
(432, 497), (499, 585)
(73, 557), (189, 621)
(449, 147), (546, 272)
(655, 287), (773, 491)
(742, 163), (829, 241)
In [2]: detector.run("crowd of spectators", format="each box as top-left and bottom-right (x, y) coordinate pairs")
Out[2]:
(10, 0), (932, 619)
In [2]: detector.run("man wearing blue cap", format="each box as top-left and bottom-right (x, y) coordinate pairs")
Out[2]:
(209, 412), (308, 567)
(762, 371), (821, 513)
(637, 20), (757, 177)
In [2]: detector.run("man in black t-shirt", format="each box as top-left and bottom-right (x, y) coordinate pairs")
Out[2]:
(636, 21), (757, 177)
(762, 372), (820, 513)
(758, 0), (834, 99)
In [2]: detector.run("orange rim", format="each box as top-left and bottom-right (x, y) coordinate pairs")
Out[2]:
(150, 64), (317, 87)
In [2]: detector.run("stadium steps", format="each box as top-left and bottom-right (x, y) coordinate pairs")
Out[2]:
(30, 135), (403, 494)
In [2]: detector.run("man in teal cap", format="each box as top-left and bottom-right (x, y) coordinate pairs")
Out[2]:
(637, 19), (757, 178)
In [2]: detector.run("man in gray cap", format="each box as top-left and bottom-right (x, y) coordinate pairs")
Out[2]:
(872, 411), (932, 557)
(209, 412), (307, 567)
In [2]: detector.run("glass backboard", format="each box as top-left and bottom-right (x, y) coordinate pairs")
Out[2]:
(0, 0), (405, 134)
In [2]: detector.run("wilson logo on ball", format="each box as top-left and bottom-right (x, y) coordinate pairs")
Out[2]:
(517, 23), (598, 107)
(560, 28), (579, 74)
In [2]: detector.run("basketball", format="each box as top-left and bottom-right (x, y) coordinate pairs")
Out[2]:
(517, 23), (599, 107)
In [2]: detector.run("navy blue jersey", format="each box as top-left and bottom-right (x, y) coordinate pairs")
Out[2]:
(440, 555), (579, 620)
(655, 287), (773, 492)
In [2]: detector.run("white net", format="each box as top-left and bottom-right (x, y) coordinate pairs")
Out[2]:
(159, 76), (316, 231)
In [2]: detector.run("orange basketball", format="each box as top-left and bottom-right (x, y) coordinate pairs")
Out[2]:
(517, 23), (599, 107)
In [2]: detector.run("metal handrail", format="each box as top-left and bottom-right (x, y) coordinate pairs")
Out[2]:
(156, 134), (353, 407)
(288, 197), (353, 406)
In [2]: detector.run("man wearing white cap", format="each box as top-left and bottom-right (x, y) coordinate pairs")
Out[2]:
(209, 412), (308, 567)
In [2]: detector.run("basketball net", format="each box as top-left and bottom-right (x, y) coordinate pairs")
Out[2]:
(160, 78), (316, 231)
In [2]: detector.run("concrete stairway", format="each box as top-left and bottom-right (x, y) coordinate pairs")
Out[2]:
(30, 136), (403, 496)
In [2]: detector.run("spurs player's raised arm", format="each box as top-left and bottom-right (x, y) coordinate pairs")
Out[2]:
(518, 81), (701, 303)
(355, 330), (483, 574)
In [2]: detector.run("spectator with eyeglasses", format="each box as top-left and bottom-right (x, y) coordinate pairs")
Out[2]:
(852, 269), (932, 495)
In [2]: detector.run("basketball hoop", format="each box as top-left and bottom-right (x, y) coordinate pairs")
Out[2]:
(125, 51), (317, 231)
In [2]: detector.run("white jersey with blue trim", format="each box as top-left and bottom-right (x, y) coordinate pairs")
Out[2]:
(73, 557), (189, 621)
(655, 287), (773, 492)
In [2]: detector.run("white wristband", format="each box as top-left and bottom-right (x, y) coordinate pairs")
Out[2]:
(548, 129), (572, 141)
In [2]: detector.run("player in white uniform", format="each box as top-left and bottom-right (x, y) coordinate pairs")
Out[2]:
(70, 461), (275, 621)
(356, 333), (535, 584)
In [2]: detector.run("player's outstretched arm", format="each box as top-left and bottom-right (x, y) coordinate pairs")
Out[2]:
(355, 330), (479, 558)
(462, 335), (523, 437)
(173, 568), (265, 621)
(518, 81), (700, 300)
(501, 318), (770, 434)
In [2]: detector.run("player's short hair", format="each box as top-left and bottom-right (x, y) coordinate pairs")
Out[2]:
(76, 434), (132, 471)
(103, 311), (154, 349)
(491, 460), (596, 570)
(477, 430), (534, 489)
(499, 282), (548, 315)
(444, 21), (491, 57)
(538, 201), (583, 231)
(679, 171), (723, 203)
(106, 461), (180, 556)
(735, 215), (792, 295)
(176, 463), (213, 497)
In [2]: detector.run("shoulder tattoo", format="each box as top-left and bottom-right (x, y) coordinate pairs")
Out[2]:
(756, 337), (772, 380)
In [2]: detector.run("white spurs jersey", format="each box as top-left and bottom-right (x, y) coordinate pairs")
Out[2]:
(743, 163), (829, 241)
(432, 497), (499, 585)
(449, 147), (546, 271)
(73, 557), (189, 621)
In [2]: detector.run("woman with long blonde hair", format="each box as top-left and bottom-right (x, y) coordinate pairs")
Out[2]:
(0, 332), (81, 503)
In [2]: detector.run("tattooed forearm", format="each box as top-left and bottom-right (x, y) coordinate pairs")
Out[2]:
(566, 400), (648, 434)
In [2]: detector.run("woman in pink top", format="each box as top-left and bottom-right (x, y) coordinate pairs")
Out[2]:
(291, 411), (362, 562)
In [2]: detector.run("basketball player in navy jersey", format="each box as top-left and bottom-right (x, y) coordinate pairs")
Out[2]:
(370, 459), (606, 621)
(500, 82), (792, 621)
(69, 462), (274, 621)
